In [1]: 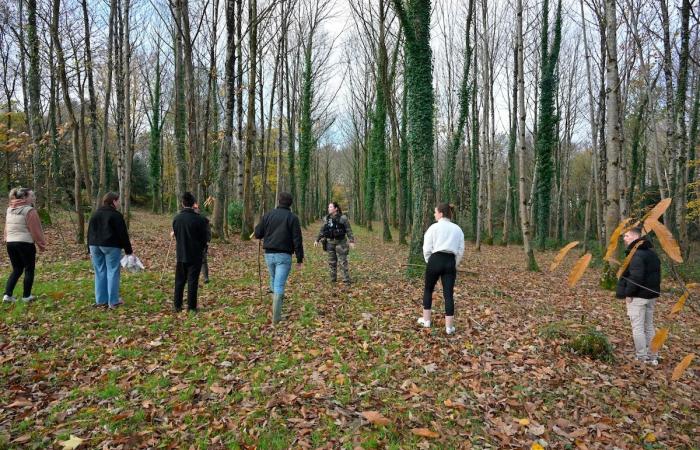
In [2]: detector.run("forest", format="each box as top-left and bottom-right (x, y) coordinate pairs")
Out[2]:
(1, 1), (699, 447)
(0, 0), (698, 267)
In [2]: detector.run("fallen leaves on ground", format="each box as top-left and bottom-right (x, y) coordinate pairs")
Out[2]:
(0, 207), (697, 448)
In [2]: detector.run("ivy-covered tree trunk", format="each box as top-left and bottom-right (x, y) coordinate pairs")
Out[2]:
(441, 0), (474, 205)
(298, 41), (314, 227)
(534, 0), (562, 250)
(27, 0), (43, 199)
(148, 48), (162, 213)
(673, 0), (691, 257)
(398, 77), (409, 245)
(391, 0), (436, 274)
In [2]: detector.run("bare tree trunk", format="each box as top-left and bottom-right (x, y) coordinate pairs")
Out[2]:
(51, 0), (84, 242)
(96, 0), (117, 208)
(517, 0), (538, 271)
(213, 0), (236, 238)
(241, 0), (258, 239)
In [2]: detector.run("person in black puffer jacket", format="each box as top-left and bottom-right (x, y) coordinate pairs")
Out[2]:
(615, 226), (661, 365)
(253, 192), (304, 324)
(87, 192), (133, 309)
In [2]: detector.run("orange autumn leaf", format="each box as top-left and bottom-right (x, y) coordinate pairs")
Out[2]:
(411, 428), (440, 438)
(616, 240), (644, 278)
(645, 219), (683, 263)
(361, 411), (391, 426)
(671, 354), (695, 381)
(567, 253), (592, 287)
(604, 218), (634, 262)
(550, 241), (580, 272)
(641, 198), (672, 223)
(649, 328), (669, 353)
(669, 292), (688, 316)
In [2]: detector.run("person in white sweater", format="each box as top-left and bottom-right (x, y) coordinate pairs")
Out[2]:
(417, 203), (465, 334)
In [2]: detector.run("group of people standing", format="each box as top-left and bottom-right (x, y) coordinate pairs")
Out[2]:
(3, 187), (664, 363)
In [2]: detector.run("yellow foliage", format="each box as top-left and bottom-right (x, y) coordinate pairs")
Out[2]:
(671, 354), (695, 381)
(550, 241), (579, 272)
(568, 253), (592, 287)
(649, 328), (669, 353)
(604, 218), (634, 263)
(669, 292), (688, 317)
(645, 219), (683, 263)
(640, 198), (672, 223)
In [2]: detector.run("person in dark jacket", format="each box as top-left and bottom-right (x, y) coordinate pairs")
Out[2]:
(172, 192), (210, 312)
(193, 202), (212, 283)
(87, 192), (133, 309)
(314, 202), (355, 284)
(615, 226), (661, 364)
(253, 192), (304, 324)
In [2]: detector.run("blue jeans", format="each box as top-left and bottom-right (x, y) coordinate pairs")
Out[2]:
(90, 246), (122, 306)
(264, 253), (292, 295)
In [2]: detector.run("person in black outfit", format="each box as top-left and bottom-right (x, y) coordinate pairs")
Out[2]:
(253, 192), (304, 324)
(615, 226), (662, 364)
(172, 192), (210, 312)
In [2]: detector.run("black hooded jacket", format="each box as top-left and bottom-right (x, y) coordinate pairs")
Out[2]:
(253, 206), (304, 263)
(615, 237), (661, 299)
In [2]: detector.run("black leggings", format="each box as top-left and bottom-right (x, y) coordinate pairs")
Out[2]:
(5, 242), (37, 298)
(423, 252), (456, 316)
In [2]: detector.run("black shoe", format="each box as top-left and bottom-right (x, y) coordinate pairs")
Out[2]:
(343, 279), (352, 285)
(173, 307), (183, 312)
(92, 303), (108, 308)
(204, 278), (210, 284)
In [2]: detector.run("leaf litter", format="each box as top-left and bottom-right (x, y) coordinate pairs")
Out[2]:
(0, 208), (697, 447)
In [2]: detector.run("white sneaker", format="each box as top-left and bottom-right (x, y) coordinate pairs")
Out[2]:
(646, 357), (659, 366)
(417, 318), (431, 328)
(446, 326), (456, 335)
(3, 294), (16, 303)
(21, 295), (36, 303)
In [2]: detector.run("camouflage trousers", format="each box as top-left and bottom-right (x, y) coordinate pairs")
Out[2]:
(326, 239), (351, 283)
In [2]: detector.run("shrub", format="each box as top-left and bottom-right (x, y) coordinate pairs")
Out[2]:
(227, 200), (243, 231)
(565, 328), (614, 362)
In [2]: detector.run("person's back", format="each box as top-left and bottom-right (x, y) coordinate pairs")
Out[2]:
(253, 192), (303, 325)
(173, 208), (209, 264)
(256, 207), (304, 261)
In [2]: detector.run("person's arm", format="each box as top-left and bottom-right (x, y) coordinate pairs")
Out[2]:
(116, 214), (133, 255)
(342, 215), (355, 243)
(422, 225), (434, 263)
(205, 219), (212, 242)
(291, 215), (304, 263)
(455, 228), (465, 266)
(624, 254), (644, 297)
(316, 221), (325, 242)
(25, 209), (47, 251)
(253, 214), (265, 239)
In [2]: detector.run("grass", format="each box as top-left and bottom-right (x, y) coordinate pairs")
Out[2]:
(0, 209), (697, 448)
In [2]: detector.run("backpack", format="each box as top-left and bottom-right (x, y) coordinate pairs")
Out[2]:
(322, 215), (347, 240)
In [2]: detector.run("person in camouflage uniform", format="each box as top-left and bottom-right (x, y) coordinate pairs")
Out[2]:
(315, 202), (355, 284)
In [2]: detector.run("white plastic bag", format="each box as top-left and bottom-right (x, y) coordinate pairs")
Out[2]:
(120, 254), (145, 273)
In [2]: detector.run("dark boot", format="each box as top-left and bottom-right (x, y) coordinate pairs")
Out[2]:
(272, 293), (283, 324)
